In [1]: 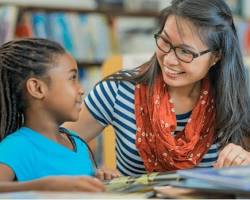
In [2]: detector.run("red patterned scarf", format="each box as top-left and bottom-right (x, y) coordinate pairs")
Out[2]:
(135, 75), (215, 172)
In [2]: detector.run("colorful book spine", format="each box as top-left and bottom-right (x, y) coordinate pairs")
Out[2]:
(31, 12), (48, 38)
(0, 6), (18, 44)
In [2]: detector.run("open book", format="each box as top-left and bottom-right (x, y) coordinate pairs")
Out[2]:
(153, 166), (250, 198)
(104, 166), (250, 198)
(104, 170), (180, 193)
(177, 165), (250, 191)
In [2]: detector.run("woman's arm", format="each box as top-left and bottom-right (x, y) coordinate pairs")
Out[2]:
(64, 104), (105, 142)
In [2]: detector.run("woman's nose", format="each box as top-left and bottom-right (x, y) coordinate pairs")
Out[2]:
(78, 83), (84, 96)
(163, 49), (179, 65)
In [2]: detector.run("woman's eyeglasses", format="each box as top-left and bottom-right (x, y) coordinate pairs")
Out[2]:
(154, 33), (211, 63)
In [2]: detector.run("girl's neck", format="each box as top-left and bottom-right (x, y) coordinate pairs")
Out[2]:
(24, 121), (60, 139)
(24, 115), (74, 151)
(24, 110), (61, 140)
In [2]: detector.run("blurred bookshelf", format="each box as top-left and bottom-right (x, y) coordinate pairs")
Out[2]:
(20, 7), (159, 18)
(1, 0), (249, 69)
(0, 0), (162, 69)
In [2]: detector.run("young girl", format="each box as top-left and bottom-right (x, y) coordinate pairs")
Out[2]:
(0, 38), (117, 192)
(65, 0), (250, 176)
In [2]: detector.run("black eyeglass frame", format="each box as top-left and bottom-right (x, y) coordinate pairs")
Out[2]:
(154, 33), (211, 63)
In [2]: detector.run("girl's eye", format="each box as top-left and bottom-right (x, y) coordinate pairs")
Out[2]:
(70, 74), (77, 80)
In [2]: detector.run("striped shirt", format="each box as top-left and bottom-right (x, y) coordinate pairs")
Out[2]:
(85, 80), (219, 176)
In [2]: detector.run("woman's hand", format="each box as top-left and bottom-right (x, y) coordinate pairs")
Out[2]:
(95, 168), (121, 181)
(214, 143), (250, 168)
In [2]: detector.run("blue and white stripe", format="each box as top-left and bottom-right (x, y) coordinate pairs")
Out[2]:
(85, 80), (218, 176)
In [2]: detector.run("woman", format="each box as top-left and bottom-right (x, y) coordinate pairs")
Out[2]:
(66, 0), (250, 176)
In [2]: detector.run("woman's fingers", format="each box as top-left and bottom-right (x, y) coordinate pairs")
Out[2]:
(214, 143), (250, 168)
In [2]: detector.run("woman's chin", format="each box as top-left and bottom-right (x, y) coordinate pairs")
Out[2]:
(162, 73), (185, 88)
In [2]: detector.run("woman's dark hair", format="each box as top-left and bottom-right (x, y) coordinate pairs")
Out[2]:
(104, 0), (250, 149)
(0, 38), (65, 141)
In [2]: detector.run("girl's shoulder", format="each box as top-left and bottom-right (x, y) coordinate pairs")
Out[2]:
(0, 127), (30, 153)
(0, 128), (28, 143)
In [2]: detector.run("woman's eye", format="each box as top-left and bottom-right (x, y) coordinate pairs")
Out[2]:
(178, 48), (193, 56)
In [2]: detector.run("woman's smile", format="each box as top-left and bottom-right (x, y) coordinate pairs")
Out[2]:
(163, 66), (185, 79)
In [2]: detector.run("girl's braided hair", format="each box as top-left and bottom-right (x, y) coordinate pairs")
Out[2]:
(0, 38), (65, 141)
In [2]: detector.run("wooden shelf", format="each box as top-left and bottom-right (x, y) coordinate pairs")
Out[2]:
(20, 7), (159, 18)
(0, 0), (97, 10)
(0, 0), (160, 18)
(77, 61), (103, 67)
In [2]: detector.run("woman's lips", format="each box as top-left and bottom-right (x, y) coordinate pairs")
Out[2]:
(164, 67), (184, 78)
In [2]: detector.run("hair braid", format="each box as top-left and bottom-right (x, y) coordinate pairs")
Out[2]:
(0, 68), (7, 139)
(0, 38), (65, 141)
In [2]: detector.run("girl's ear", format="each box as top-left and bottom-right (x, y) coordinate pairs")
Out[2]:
(26, 78), (48, 99)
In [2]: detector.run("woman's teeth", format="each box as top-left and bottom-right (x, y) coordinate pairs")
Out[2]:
(164, 67), (183, 74)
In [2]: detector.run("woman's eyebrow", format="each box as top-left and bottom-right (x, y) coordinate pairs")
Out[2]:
(163, 30), (197, 51)
(162, 30), (171, 40)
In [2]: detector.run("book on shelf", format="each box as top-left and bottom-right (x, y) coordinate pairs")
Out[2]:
(15, 11), (112, 63)
(31, 11), (48, 38)
(66, 12), (83, 60)
(0, 6), (18, 45)
(47, 12), (75, 56)
(15, 12), (33, 38)
(87, 14), (111, 62)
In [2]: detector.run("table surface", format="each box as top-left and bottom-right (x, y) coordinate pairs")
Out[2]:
(0, 191), (146, 199)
